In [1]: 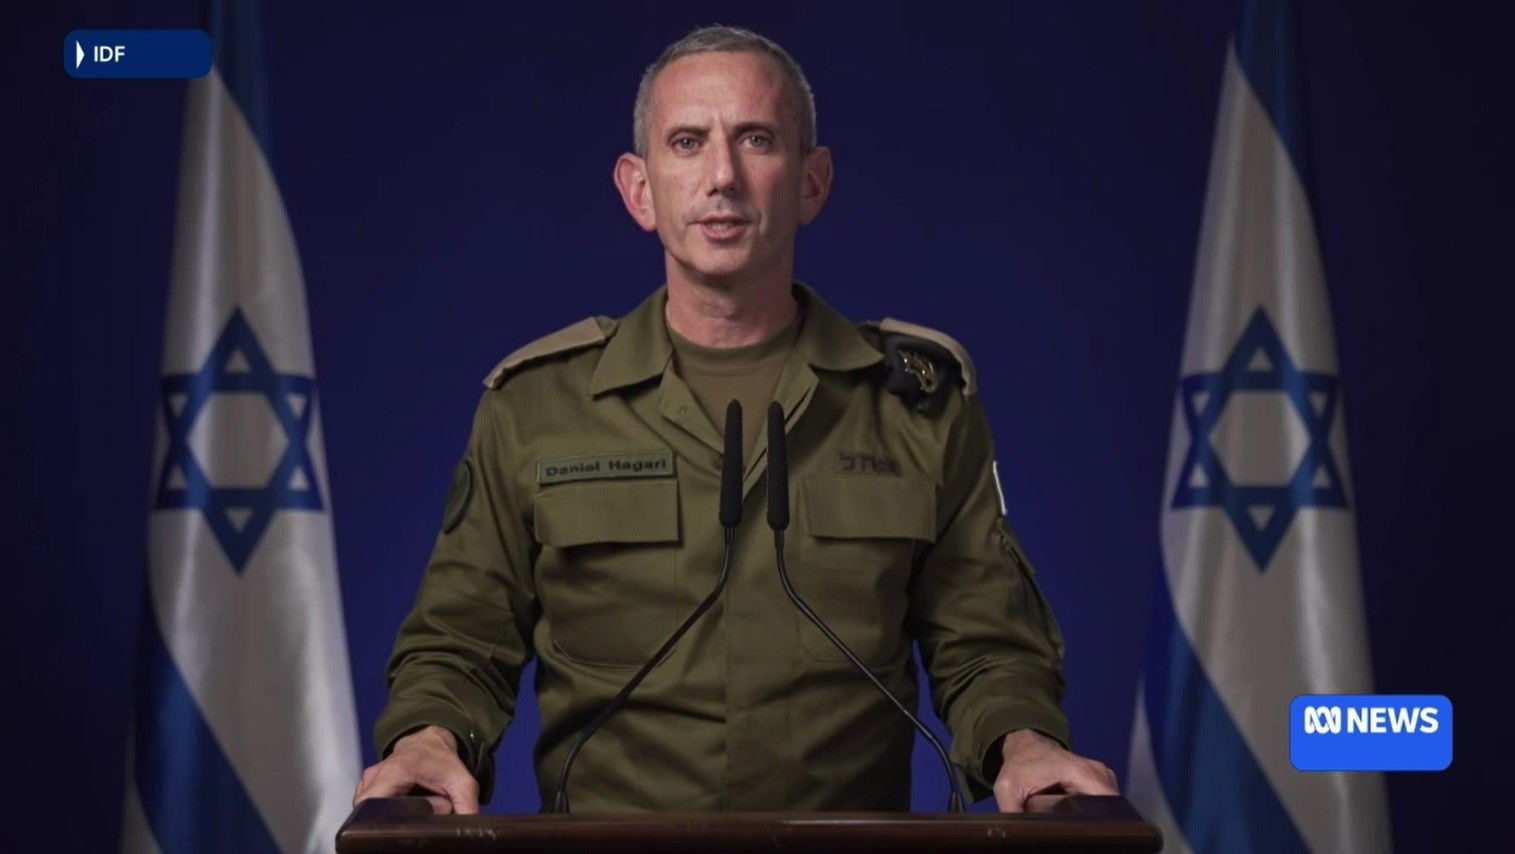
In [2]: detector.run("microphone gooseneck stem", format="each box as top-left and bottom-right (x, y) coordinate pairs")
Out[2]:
(772, 530), (968, 812)
(555, 400), (744, 814)
(764, 401), (965, 812)
(553, 528), (735, 813)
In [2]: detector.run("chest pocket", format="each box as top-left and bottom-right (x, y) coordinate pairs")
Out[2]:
(533, 479), (683, 667)
(794, 475), (936, 666)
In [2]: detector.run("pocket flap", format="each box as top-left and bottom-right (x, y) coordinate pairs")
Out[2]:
(801, 476), (936, 542)
(533, 479), (680, 547)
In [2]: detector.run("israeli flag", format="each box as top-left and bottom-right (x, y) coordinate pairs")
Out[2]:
(121, 2), (360, 851)
(1125, 1), (1390, 851)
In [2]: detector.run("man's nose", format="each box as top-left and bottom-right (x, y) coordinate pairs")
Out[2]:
(704, 138), (741, 196)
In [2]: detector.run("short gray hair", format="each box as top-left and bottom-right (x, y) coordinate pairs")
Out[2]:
(632, 25), (818, 158)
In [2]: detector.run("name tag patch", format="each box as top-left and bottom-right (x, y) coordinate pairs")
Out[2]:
(837, 450), (901, 476)
(537, 450), (674, 485)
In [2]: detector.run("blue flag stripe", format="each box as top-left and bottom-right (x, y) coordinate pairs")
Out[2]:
(1234, 0), (1310, 186)
(1143, 564), (1309, 853)
(133, 593), (280, 854)
(207, 0), (274, 162)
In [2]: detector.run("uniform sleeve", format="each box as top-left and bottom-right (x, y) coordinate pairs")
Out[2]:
(908, 394), (1070, 803)
(372, 390), (537, 803)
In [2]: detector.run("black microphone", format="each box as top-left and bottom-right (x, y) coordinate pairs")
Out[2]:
(765, 402), (968, 812)
(720, 398), (744, 529)
(552, 400), (743, 813)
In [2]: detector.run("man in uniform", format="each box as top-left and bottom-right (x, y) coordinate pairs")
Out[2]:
(354, 26), (1118, 814)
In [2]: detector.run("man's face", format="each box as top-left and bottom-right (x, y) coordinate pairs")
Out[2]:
(617, 50), (830, 284)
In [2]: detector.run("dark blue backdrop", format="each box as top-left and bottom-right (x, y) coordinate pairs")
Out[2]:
(4, 2), (1508, 850)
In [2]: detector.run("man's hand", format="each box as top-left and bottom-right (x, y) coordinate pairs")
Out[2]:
(992, 729), (1118, 813)
(352, 725), (480, 815)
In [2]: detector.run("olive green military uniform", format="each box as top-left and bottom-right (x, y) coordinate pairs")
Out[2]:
(375, 283), (1069, 811)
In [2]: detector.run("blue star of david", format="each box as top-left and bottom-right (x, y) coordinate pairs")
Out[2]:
(154, 308), (324, 572)
(1171, 307), (1348, 571)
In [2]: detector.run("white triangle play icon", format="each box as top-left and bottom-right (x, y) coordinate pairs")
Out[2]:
(1189, 466), (1208, 487)
(168, 393), (188, 416)
(1247, 349), (1273, 372)
(226, 508), (254, 531)
(289, 468), (309, 490)
(288, 394), (307, 418)
(167, 465), (188, 489)
(1191, 391), (1210, 414)
(1313, 465), (1332, 488)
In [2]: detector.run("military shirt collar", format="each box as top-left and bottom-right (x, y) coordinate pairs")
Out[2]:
(589, 281), (882, 396)
(588, 286), (673, 395)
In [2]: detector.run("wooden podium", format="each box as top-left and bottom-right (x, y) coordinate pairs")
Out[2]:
(336, 795), (1162, 852)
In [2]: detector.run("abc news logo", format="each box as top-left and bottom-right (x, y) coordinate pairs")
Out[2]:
(1300, 704), (1440, 735)
(1290, 695), (1452, 771)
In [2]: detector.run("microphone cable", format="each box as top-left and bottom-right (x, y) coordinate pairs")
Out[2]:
(764, 401), (967, 812)
(552, 400), (746, 813)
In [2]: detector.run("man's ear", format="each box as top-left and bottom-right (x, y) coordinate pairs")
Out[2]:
(797, 145), (833, 226)
(613, 153), (658, 233)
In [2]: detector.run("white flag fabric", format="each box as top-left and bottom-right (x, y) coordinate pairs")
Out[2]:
(1125, 1), (1390, 851)
(121, 3), (361, 851)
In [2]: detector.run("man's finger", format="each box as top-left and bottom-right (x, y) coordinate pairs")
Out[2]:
(400, 755), (479, 815)
(359, 747), (477, 814)
(439, 772), (480, 815)
(359, 762), (419, 802)
(993, 778), (1025, 813)
(1096, 761), (1118, 790)
(1058, 762), (1119, 796)
(354, 765), (379, 804)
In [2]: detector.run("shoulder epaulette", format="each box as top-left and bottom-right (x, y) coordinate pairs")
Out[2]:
(482, 316), (617, 389)
(860, 317), (977, 417)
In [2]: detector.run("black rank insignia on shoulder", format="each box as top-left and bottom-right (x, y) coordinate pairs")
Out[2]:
(880, 333), (961, 417)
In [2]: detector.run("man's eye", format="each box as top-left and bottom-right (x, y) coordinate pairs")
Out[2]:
(672, 137), (698, 152)
(745, 133), (772, 149)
